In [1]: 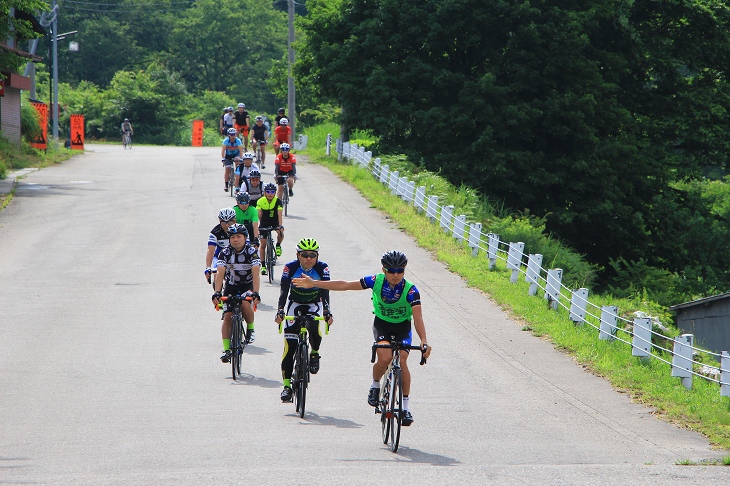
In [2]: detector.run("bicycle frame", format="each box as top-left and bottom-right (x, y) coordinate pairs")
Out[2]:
(219, 294), (254, 380)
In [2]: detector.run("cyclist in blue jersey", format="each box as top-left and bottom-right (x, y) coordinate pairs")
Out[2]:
(274, 238), (333, 402)
(205, 208), (237, 285)
(221, 128), (243, 192)
(292, 250), (431, 426)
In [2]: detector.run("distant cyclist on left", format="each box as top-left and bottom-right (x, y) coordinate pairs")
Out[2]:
(221, 128), (243, 193)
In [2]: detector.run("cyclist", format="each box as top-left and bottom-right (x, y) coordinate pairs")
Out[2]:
(275, 143), (296, 198)
(120, 118), (133, 142)
(247, 169), (264, 206)
(222, 106), (235, 134)
(250, 116), (269, 169)
(275, 108), (286, 127)
(212, 224), (261, 357)
(205, 208), (237, 286)
(273, 117), (292, 155)
(256, 182), (284, 275)
(292, 250), (431, 426)
(234, 152), (259, 194)
(274, 238), (333, 402)
(219, 107), (228, 135)
(234, 191), (259, 243)
(221, 128), (243, 192)
(234, 103), (250, 150)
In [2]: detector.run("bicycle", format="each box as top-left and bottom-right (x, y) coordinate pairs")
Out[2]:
(253, 139), (266, 169)
(217, 293), (255, 380)
(278, 175), (290, 217)
(223, 157), (240, 197)
(371, 338), (427, 452)
(122, 132), (132, 149)
(280, 310), (328, 418)
(258, 226), (280, 283)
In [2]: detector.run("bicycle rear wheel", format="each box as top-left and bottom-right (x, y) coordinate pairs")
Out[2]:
(294, 342), (308, 418)
(229, 169), (235, 197)
(388, 368), (403, 452)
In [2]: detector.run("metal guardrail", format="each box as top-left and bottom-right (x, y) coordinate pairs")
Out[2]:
(334, 138), (730, 396)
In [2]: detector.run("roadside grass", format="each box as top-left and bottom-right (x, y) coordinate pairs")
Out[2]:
(300, 129), (730, 454)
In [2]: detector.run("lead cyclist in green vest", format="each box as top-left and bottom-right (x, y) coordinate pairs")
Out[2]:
(292, 250), (431, 426)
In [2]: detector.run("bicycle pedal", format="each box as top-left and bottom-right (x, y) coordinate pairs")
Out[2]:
(375, 407), (381, 414)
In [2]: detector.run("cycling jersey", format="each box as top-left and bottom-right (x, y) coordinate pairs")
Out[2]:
(247, 181), (263, 204)
(233, 110), (249, 126)
(222, 137), (243, 156)
(223, 112), (234, 127)
(208, 224), (230, 269)
(121, 122), (132, 133)
(360, 274), (420, 323)
(236, 162), (259, 178)
(274, 125), (291, 143)
(257, 197), (283, 228)
(234, 204), (258, 237)
(275, 115), (286, 126)
(217, 243), (260, 287)
(275, 153), (296, 173)
(251, 124), (268, 142)
(278, 260), (331, 309)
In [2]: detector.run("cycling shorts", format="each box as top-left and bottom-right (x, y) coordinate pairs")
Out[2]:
(258, 226), (283, 239)
(253, 139), (267, 145)
(235, 124), (249, 137)
(277, 170), (296, 184)
(223, 155), (237, 167)
(372, 316), (412, 347)
(221, 283), (254, 311)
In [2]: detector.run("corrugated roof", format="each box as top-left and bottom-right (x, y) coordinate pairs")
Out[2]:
(670, 292), (730, 311)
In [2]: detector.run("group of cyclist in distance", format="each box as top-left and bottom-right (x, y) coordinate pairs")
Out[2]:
(207, 104), (432, 426)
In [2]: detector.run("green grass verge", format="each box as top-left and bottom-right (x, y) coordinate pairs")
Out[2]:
(300, 126), (730, 455)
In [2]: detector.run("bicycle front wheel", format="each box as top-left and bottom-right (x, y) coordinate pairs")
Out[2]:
(267, 238), (274, 283)
(294, 343), (308, 418)
(229, 170), (235, 197)
(283, 192), (288, 217)
(388, 368), (403, 452)
(231, 314), (243, 380)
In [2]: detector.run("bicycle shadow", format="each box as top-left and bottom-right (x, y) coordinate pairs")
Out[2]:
(229, 374), (281, 388)
(385, 446), (460, 466)
(285, 411), (364, 429)
(238, 344), (273, 356)
(282, 215), (306, 220)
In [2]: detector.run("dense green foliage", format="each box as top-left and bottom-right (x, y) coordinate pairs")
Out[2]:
(298, 0), (730, 303)
(0, 0), (47, 71)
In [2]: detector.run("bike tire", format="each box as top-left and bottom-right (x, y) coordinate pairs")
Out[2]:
(267, 237), (274, 284)
(389, 368), (403, 452)
(229, 170), (235, 197)
(231, 313), (242, 380)
(283, 192), (288, 217)
(380, 374), (391, 444)
(295, 342), (308, 418)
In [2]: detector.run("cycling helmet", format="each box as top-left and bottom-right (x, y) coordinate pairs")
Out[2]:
(280, 143), (291, 151)
(227, 127), (237, 135)
(297, 238), (319, 252)
(279, 118), (289, 125)
(235, 192), (251, 204)
(227, 106), (234, 111)
(237, 103), (245, 108)
(255, 115), (263, 121)
(249, 170), (261, 178)
(264, 182), (277, 192)
(218, 207), (236, 222)
(381, 250), (408, 268)
(227, 223), (249, 237)
(124, 118), (129, 122)
(278, 108), (285, 114)
(242, 152), (255, 159)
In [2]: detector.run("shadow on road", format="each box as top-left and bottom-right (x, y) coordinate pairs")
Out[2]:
(285, 411), (365, 429)
(392, 446), (460, 466)
(229, 373), (281, 388)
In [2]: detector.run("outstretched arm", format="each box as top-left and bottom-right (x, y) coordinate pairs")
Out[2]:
(292, 274), (363, 291)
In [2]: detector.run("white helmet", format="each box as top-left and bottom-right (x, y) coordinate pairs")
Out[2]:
(242, 152), (255, 159)
(237, 103), (245, 108)
(280, 118), (289, 125)
(218, 207), (236, 222)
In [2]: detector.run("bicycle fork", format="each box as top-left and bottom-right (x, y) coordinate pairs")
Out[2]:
(375, 361), (396, 415)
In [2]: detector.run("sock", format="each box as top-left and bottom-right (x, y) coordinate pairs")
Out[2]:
(247, 322), (255, 330)
(371, 380), (380, 389)
(223, 338), (230, 351)
(311, 349), (319, 356)
(403, 395), (410, 411)
(284, 378), (291, 388)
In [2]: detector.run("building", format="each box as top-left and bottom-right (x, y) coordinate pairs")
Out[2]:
(670, 293), (730, 355)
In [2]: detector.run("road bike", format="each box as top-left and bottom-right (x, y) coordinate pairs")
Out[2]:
(122, 132), (132, 149)
(281, 311), (328, 418)
(218, 293), (255, 380)
(371, 338), (427, 452)
(258, 226), (280, 283)
(278, 175), (290, 217)
(223, 156), (240, 197)
(253, 139), (266, 169)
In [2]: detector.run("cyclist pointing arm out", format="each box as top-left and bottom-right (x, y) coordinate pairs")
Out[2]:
(293, 250), (430, 426)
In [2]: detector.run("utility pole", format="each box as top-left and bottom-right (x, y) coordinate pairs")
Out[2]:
(51, 0), (59, 143)
(287, 0), (296, 142)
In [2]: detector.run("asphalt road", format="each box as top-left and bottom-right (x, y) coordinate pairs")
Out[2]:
(1, 144), (728, 485)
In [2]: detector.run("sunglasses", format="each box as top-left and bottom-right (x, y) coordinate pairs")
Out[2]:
(299, 252), (318, 259)
(385, 268), (405, 274)
(265, 190), (276, 194)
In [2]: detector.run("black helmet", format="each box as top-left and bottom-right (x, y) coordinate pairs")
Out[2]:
(381, 250), (408, 268)
(264, 182), (276, 192)
(236, 192), (251, 204)
(249, 170), (261, 178)
(227, 224), (249, 237)
(278, 108), (285, 113)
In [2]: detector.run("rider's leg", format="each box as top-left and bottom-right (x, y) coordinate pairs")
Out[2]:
(276, 228), (284, 246)
(373, 347), (391, 381)
(221, 312), (232, 350)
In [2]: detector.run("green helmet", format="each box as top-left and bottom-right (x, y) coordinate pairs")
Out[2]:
(297, 238), (319, 252)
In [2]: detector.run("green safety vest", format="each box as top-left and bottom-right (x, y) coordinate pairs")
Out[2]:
(372, 273), (413, 323)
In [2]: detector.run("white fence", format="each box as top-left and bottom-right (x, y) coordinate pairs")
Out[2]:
(335, 138), (730, 397)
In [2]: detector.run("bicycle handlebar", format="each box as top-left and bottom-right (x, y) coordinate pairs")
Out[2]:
(216, 294), (257, 312)
(279, 314), (329, 335)
(371, 343), (428, 366)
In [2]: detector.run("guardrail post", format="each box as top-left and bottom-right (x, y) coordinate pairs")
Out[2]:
(453, 215), (467, 244)
(468, 223), (482, 256)
(389, 171), (400, 195)
(507, 242), (525, 283)
(671, 334), (694, 389)
(440, 205), (454, 233)
(599, 306), (618, 341)
(379, 165), (389, 184)
(544, 269), (562, 310)
(525, 254), (543, 296)
(426, 196), (439, 223)
(569, 288), (589, 325)
(364, 150), (372, 167)
(721, 351), (730, 397)
(372, 157), (382, 179)
(415, 186), (426, 213)
(343, 141), (350, 161)
(632, 317), (652, 358)
(487, 233), (499, 269)
(403, 180), (415, 204)
(326, 134), (331, 156)
(397, 176), (408, 197)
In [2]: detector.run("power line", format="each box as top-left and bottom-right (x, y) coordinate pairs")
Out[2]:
(63, 0), (190, 5)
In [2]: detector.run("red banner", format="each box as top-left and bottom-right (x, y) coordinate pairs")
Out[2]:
(70, 114), (84, 150)
(30, 101), (48, 150)
(0, 79), (4, 97)
(192, 119), (204, 147)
